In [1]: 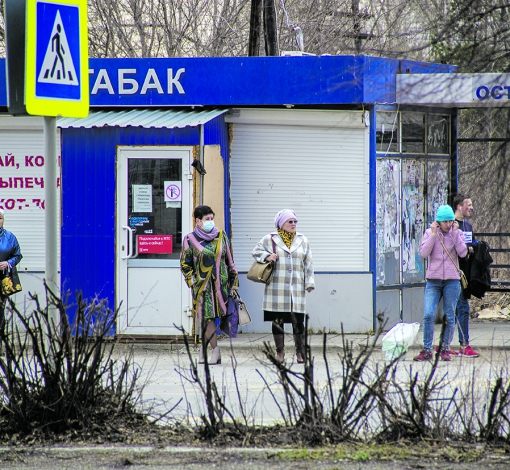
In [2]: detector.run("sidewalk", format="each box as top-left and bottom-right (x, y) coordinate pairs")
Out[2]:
(220, 321), (510, 352)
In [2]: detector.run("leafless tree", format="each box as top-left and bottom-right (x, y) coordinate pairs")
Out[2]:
(422, 1), (510, 235)
(87, 0), (251, 58)
(0, 0), (453, 60)
(2, 0), (510, 230)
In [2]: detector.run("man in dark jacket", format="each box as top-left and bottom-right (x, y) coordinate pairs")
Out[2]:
(453, 194), (479, 358)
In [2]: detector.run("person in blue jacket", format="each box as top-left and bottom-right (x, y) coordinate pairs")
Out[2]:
(0, 209), (23, 330)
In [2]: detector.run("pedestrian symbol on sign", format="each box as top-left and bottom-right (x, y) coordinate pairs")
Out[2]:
(37, 10), (78, 86)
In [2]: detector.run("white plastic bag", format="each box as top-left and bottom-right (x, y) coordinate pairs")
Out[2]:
(381, 322), (420, 361)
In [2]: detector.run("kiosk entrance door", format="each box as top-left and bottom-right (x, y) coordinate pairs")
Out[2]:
(116, 146), (193, 336)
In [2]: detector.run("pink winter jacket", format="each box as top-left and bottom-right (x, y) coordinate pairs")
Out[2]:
(419, 228), (467, 280)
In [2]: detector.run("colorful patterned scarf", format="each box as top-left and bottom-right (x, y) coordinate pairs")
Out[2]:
(277, 228), (295, 248)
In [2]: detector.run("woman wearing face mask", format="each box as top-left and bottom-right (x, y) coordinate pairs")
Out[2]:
(414, 205), (467, 362)
(252, 209), (314, 364)
(0, 209), (23, 332)
(180, 205), (238, 365)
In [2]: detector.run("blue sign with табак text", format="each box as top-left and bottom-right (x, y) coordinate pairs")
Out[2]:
(86, 56), (455, 107)
(0, 55), (457, 109)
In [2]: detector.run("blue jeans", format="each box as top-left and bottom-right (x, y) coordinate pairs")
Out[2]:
(422, 279), (461, 351)
(455, 292), (470, 346)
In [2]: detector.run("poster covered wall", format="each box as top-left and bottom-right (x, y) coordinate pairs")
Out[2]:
(376, 159), (400, 285)
(376, 158), (449, 286)
(402, 160), (425, 282)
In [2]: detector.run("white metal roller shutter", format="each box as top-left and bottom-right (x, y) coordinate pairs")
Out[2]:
(229, 110), (369, 272)
(0, 116), (60, 271)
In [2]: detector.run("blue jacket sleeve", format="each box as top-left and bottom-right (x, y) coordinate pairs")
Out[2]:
(7, 233), (22, 268)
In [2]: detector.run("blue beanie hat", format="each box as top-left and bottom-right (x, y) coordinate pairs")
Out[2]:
(436, 205), (455, 222)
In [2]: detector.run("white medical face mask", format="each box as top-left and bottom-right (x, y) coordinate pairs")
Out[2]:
(202, 220), (215, 232)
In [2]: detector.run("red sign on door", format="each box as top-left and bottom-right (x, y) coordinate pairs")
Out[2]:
(137, 235), (173, 254)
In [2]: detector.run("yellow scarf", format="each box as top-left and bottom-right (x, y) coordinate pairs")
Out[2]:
(277, 228), (295, 248)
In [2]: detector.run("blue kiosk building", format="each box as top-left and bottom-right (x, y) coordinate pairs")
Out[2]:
(0, 55), (457, 336)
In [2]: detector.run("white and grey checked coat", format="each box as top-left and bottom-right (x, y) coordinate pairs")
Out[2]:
(252, 233), (314, 313)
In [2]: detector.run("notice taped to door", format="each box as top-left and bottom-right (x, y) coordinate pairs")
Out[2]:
(137, 235), (173, 254)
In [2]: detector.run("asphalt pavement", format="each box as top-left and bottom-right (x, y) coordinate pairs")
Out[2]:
(217, 320), (510, 353)
(125, 319), (510, 427)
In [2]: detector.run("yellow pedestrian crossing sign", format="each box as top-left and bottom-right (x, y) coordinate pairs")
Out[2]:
(25, 0), (89, 118)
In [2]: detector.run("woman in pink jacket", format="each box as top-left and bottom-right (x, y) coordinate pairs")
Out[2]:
(414, 205), (467, 362)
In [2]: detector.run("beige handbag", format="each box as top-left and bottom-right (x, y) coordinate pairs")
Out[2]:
(237, 296), (252, 325)
(228, 287), (252, 325)
(247, 236), (277, 284)
(247, 260), (275, 284)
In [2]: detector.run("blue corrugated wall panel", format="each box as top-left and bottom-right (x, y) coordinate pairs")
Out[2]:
(61, 122), (227, 329)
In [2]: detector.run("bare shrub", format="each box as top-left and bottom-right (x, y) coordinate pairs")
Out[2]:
(176, 324), (250, 440)
(259, 316), (396, 444)
(479, 371), (510, 442)
(375, 317), (458, 440)
(3, 287), (509, 448)
(258, 315), (510, 445)
(0, 283), (154, 443)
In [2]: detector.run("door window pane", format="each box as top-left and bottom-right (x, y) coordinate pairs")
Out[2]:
(402, 113), (425, 154)
(427, 114), (450, 154)
(128, 158), (182, 259)
(376, 111), (399, 154)
(426, 160), (449, 226)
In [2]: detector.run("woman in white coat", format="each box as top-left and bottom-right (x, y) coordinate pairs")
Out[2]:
(252, 209), (314, 363)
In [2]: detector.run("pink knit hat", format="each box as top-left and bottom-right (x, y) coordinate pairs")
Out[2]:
(274, 209), (297, 229)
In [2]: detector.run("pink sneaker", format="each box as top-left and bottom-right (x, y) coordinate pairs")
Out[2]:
(440, 350), (451, 361)
(435, 346), (459, 356)
(413, 350), (433, 361)
(459, 345), (480, 358)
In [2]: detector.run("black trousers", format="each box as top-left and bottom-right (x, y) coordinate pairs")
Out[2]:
(264, 311), (304, 335)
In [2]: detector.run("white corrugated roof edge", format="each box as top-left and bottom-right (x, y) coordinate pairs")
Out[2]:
(57, 108), (228, 129)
